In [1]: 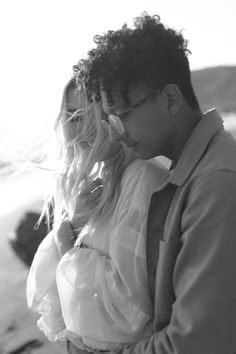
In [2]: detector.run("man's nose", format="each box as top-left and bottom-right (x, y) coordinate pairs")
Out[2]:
(108, 125), (124, 143)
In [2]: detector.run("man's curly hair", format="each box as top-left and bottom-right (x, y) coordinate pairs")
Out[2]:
(76, 12), (199, 109)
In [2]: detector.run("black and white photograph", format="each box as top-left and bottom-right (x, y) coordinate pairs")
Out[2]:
(0, 0), (236, 353)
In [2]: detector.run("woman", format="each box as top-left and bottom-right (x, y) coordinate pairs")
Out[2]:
(26, 73), (169, 353)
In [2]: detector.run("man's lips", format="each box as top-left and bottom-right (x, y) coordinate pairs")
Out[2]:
(120, 140), (138, 151)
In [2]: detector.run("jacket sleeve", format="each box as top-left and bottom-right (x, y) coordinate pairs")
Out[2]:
(110, 170), (236, 354)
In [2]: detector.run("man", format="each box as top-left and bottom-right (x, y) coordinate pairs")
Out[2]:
(75, 13), (236, 353)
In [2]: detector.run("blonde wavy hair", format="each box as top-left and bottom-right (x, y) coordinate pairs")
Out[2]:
(46, 77), (136, 231)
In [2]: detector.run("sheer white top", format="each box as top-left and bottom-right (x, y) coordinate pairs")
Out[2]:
(26, 159), (168, 352)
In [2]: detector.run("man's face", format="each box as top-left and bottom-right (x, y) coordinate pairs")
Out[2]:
(101, 84), (172, 160)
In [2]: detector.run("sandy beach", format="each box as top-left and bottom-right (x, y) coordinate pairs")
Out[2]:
(0, 171), (66, 354)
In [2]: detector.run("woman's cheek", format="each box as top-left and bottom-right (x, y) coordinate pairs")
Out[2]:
(63, 123), (77, 143)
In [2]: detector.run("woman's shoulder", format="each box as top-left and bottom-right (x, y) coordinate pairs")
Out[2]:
(118, 159), (169, 212)
(123, 158), (169, 188)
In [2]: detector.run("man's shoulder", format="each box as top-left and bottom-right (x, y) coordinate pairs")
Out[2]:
(193, 128), (236, 178)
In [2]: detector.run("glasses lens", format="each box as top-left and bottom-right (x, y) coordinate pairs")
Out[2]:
(108, 114), (125, 134)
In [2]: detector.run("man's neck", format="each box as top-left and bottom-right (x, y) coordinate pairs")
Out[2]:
(169, 108), (203, 167)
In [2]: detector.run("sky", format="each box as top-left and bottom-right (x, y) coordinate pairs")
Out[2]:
(0, 0), (236, 153)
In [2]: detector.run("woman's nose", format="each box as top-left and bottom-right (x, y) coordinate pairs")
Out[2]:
(108, 125), (124, 143)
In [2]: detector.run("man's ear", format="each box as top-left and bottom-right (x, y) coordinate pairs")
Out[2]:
(162, 84), (182, 115)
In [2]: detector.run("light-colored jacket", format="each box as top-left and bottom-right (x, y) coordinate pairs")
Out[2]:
(113, 109), (236, 354)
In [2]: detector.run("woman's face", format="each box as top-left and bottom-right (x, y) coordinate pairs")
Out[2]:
(62, 87), (91, 150)
(61, 85), (121, 162)
(97, 120), (121, 162)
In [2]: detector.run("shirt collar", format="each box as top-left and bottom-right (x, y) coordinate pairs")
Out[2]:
(167, 108), (224, 187)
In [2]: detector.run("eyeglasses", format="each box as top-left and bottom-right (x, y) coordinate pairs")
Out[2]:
(107, 89), (162, 135)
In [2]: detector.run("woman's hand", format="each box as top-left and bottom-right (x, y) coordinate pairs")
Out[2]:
(72, 178), (103, 230)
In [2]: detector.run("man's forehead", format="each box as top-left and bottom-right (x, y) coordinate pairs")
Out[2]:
(100, 83), (149, 110)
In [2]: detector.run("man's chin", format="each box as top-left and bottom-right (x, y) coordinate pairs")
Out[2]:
(124, 143), (156, 160)
(135, 149), (154, 160)
(135, 147), (159, 160)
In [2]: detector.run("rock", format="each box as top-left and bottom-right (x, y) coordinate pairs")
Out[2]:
(8, 211), (52, 267)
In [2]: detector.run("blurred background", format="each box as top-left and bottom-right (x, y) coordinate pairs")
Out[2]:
(0, 0), (235, 353)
